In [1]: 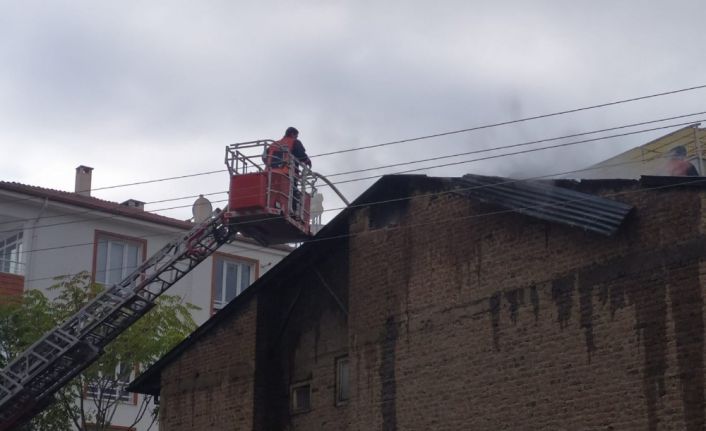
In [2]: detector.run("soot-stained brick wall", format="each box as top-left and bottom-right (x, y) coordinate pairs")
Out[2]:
(155, 180), (706, 431)
(158, 298), (259, 431)
(347, 182), (706, 431)
(156, 238), (350, 431)
(254, 240), (350, 430)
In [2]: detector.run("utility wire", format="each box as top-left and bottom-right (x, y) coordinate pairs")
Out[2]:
(310, 83), (706, 157)
(322, 114), (705, 179)
(9, 144), (690, 256)
(1, 112), (703, 232)
(320, 119), (704, 187)
(19, 173), (706, 284)
(1, 117), (703, 238)
(2, 84), (705, 205)
(302, 175), (706, 245)
(0, 190), (229, 227)
(21, 240), (282, 285)
(11, 119), (698, 279)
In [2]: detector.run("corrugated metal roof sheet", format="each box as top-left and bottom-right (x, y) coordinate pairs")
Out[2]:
(456, 174), (634, 236)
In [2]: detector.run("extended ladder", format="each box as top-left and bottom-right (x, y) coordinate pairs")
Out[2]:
(0, 210), (233, 431)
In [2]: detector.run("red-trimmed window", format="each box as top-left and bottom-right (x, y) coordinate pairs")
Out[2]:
(211, 253), (258, 311)
(89, 231), (145, 405)
(93, 231), (145, 287)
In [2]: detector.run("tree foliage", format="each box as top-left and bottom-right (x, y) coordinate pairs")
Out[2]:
(0, 271), (198, 430)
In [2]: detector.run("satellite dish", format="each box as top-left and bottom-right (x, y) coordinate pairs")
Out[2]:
(192, 195), (213, 223)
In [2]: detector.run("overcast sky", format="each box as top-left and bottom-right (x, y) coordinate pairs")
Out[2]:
(1, 0), (705, 221)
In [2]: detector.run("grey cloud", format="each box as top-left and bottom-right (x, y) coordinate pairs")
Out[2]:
(2, 0), (706, 220)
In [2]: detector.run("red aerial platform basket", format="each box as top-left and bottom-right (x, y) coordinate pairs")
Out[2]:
(224, 140), (315, 245)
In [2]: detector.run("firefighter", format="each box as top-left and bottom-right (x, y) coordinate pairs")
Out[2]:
(265, 127), (311, 171)
(265, 127), (311, 219)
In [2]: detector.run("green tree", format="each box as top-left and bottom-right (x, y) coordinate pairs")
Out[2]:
(0, 289), (74, 431)
(0, 271), (198, 430)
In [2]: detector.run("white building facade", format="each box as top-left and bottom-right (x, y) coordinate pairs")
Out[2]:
(0, 166), (290, 430)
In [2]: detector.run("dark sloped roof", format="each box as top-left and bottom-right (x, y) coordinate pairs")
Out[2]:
(456, 174), (634, 236)
(128, 174), (635, 395)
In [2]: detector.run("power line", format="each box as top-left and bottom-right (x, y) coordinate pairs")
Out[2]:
(310, 83), (706, 157)
(326, 119), (705, 186)
(9, 119), (699, 277)
(302, 175), (706, 245)
(0, 190), (229, 227)
(2, 84), (705, 205)
(0, 170), (229, 208)
(8, 146), (688, 256)
(323, 113), (705, 179)
(2, 116), (702, 235)
(21, 241), (281, 285)
(19, 172), (706, 285)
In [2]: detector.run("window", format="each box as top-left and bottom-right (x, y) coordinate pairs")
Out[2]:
(86, 362), (133, 403)
(0, 231), (23, 275)
(94, 234), (143, 286)
(290, 382), (311, 413)
(212, 255), (255, 310)
(336, 356), (350, 405)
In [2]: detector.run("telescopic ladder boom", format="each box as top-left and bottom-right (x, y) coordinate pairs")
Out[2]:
(0, 210), (233, 431)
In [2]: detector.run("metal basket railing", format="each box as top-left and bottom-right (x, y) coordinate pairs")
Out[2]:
(225, 140), (318, 222)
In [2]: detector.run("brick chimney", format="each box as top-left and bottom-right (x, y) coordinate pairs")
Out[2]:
(75, 165), (93, 196)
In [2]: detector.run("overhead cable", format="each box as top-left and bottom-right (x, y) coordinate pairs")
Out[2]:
(310, 84), (706, 157)
(2, 116), (704, 234)
(2, 84), (705, 203)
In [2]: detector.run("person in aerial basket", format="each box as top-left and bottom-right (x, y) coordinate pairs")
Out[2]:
(264, 127), (312, 218)
(265, 126), (311, 171)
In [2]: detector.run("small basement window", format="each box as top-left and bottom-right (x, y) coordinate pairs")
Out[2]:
(336, 356), (350, 405)
(290, 382), (311, 413)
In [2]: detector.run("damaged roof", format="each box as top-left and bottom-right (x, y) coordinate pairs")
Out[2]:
(128, 173), (636, 395)
(456, 174), (634, 236)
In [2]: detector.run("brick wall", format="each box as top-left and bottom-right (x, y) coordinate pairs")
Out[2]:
(0, 272), (24, 301)
(254, 238), (350, 430)
(157, 239), (351, 430)
(158, 297), (259, 431)
(156, 180), (706, 430)
(347, 183), (706, 430)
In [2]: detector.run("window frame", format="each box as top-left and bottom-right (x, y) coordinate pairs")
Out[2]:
(210, 252), (259, 313)
(88, 231), (145, 406)
(85, 361), (138, 405)
(0, 230), (24, 275)
(335, 355), (350, 406)
(290, 381), (312, 414)
(91, 230), (147, 287)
